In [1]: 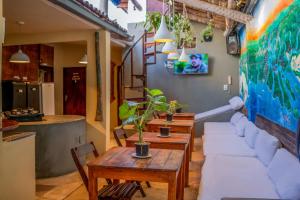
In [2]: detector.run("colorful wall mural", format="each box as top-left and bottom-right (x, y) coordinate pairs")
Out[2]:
(239, 0), (300, 132)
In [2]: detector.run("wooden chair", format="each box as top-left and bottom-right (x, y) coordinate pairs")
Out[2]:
(71, 142), (140, 200)
(113, 127), (152, 189)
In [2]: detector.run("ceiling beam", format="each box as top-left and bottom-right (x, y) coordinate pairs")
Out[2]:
(175, 0), (253, 24)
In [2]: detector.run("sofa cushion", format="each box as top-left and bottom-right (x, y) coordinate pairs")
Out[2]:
(198, 155), (280, 200)
(203, 134), (256, 157)
(230, 112), (244, 126)
(255, 130), (280, 166)
(204, 122), (236, 135)
(244, 121), (259, 148)
(235, 117), (249, 137)
(268, 149), (300, 200)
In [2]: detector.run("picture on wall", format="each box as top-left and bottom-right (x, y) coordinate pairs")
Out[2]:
(173, 53), (209, 75)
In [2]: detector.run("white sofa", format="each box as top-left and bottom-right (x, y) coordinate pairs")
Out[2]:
(198, 112), (300, 200)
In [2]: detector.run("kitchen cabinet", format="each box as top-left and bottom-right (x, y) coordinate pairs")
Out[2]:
(39, 44), (54, 67)
(2, 44), (54, 82)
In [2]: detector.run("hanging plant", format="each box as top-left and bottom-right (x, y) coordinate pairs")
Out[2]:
(201, 20), (214, 42)
(144, 12), (194, 47)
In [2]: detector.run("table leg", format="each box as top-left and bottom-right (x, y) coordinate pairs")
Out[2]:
(168, 177), (177, 200)
(191, 126), (195, 152)
(176, 161), (184, 200)
(185, 144), (190, 187)
(88, 169), (98, 200)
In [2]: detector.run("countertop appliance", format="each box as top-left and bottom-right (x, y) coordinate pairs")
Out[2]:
(2, 81), (45, 121)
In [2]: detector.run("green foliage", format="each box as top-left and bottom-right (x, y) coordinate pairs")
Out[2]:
(144, 12), (194, 46)
(119, 88), (169, 143)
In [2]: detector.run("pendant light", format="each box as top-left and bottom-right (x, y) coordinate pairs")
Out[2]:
(179, 47), (189, 62)
(9, 49), (30, 63)
(162, 41), (177, 54)
(168, 52), (179, 60)
(154, 0), (173, 43)
(9, 21), (30, 64)
(79, 54), (88, 64)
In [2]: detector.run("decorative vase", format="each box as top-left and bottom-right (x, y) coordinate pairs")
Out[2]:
(160, 127), (170, 137)
(135, 142), (150, 157)
(166, 113), (173, 122)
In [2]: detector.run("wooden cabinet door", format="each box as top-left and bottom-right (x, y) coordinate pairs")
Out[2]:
(39, 44), (54, 66)
(2, 45), (39, 81)
(63, 67), (86, 116)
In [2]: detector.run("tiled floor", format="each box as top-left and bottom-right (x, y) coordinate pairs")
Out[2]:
(37, 137), (204, 200)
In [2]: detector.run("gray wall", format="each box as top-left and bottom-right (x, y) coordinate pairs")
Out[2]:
(128, 22), (240, 136)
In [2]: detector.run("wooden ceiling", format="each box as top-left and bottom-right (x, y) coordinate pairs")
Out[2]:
(173, 0), (248, 30)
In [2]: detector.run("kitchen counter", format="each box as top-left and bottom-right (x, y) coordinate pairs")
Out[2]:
(7, 115), (86, 178)
(19, 115), (85, 125)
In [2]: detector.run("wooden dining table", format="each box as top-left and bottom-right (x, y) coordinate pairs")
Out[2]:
(126, 132), (191, 186)
(159, 112), (195, 120)
(87, 147), (185, 200)
(146, 119), (195, 153)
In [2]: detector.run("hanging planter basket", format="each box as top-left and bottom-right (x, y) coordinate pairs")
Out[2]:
(203, 35), (213, 42)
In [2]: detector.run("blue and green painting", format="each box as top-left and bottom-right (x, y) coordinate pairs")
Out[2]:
(239, 0), (300, 132)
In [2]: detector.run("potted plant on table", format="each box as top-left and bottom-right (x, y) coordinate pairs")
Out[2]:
(119, 88), (168, 158)
(159, 100), (177, 137)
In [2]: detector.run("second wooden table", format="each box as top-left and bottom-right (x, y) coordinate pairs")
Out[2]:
(147, 119), (195, 153)
(126, 132), (191, 186)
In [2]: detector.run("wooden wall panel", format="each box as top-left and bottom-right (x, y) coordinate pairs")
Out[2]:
(2, 45), (39, 82)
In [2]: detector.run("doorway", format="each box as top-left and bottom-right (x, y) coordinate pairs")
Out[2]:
(63, 67), (86, 116)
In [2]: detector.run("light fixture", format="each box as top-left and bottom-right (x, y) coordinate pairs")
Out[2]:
(9, 21), (30, 64)
(9, 49), (30, 63)
(167, 52), (179, 60)
(162, 41), (177, 54)
(79, 54), (88, 64)
(179, 47), (189, 62)
(154, 0), (173, 43)
(154, 16), (173, 43)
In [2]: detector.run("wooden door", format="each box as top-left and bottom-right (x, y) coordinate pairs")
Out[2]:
(63, 67), (86, 116)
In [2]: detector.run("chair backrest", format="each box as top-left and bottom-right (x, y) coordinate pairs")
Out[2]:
(70, 142), (99, 189)
(113, 127), (128, 147)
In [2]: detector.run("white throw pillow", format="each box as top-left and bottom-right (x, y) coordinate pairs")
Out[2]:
(268, 149), (300, 200)
(244, 121), (259, 148)
(235, 116), (248, 137)
(229, 96), (244, 110)
(230, 112), (244, 126)
(255, 130), (280, 166)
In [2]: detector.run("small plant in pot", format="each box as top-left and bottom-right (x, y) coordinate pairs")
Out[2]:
(119, 88), (168, 158)
(166, 100), (177, 122)
(201, 20), (214, 43)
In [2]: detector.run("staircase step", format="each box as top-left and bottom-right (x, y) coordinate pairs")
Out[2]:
(145, 62), (156, 65)
(124, 86), (144, 89)
(146, 32), (155, 38)
(144, 52), (155, 57)
(144, 42), (156, 48)
(132, 74), (146, 80)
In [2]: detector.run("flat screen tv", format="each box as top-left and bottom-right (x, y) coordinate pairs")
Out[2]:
(173, 53), (209, 75)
